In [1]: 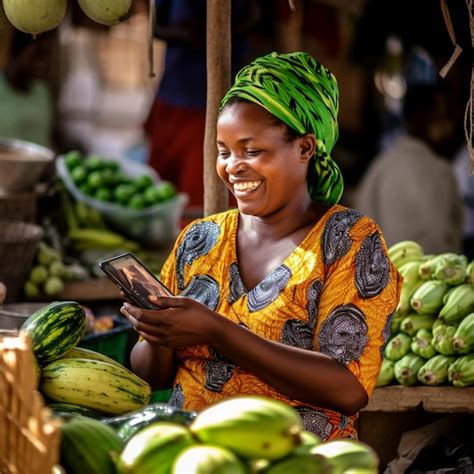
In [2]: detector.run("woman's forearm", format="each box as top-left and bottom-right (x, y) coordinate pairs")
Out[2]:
(209, 316), (368, 416)
(130, 340), (176, 390)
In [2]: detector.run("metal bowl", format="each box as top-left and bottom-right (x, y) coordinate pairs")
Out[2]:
(0, 138), (55, 192)
(0, 302), (47, 330)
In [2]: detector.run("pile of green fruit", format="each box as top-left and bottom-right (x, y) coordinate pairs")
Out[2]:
(377, 241), (474, 388)
(63, 150), (177, 210)
(57, 396), (379, 474)
(24, 242), (89, 299)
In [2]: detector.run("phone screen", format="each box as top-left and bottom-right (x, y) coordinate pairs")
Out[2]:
(100, 253), (172, 309)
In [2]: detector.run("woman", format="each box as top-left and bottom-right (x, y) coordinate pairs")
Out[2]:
(121, 52), (402, 440)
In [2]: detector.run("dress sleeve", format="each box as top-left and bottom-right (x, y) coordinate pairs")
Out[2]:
(314, 212), (403, 396)
(159, 222), (194, 295)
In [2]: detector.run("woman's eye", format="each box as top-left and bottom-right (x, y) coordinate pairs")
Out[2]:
(246, 149), (261, 156)
(217, 150), (230, 158)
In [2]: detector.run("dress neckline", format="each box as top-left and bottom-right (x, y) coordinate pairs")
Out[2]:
(229, 206), (339, 294)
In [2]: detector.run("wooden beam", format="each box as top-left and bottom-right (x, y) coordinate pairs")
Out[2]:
(204, 0), (231, 216)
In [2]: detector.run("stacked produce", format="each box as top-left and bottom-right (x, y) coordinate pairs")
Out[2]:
(20, 300), (151, 414)
(58, 150), (184, 248)
(377, 241), (474, 388)
(23, 241), (89, 299)
(57, 396), (379, 474)
(62, 150), (176, 211)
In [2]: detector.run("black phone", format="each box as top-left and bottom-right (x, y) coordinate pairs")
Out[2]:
(99, 252), (173, 309)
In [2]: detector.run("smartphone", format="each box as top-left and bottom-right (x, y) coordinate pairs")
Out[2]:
(99, 252), (173, 309)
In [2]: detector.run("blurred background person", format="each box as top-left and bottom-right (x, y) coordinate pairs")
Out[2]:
(452, 145), (474, 259)
(0, 28), (57, 149)
(144, 0), (260, 217)
(355, 83), (463, 254)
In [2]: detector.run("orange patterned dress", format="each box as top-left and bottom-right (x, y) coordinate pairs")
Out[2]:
(159, 205), (402, 440)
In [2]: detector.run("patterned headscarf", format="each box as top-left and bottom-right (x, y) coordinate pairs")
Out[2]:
(220, 51), (343, 205)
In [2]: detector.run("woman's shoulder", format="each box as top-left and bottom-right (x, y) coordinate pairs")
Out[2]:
(174, 209), (238, 245)
(317, 204), (386, 246)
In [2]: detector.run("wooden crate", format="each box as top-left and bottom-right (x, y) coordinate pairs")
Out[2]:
(0, 332), (62, 474)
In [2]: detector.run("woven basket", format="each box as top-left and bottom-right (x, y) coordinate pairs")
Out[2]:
(0, 222), (44, 303)
(0, 193), (38, 223)
(0, 331), (62, 474)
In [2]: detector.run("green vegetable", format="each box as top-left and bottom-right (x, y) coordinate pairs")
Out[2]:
(30, 265), (49, 284)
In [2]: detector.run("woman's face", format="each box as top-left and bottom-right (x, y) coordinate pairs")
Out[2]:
(216, 101), (313, 217)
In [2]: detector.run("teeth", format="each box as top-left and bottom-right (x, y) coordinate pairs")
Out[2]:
(233, 181), (261, 192)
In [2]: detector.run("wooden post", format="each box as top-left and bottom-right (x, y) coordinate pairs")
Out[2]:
(204, 0), (231, 216)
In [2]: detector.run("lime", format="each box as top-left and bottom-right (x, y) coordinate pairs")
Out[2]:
(30, 265), (49, 284)
(79, 182), (93, 195)
(104, 159), (120, 172)
(134, 174), (154, 190)
(155, 180), (176, 201)
(143, 186), (160, 205)
(95, 187), (113, 201)
(70, 165), (87, 185)
(114, 183), (136, 204)
(87, 171), (104, 189)
(100, 168), (116, 186)
(128, 193), (146, 209)
(113, 172), (131, 186)
(44, 276), (64, 296)
(24, 281), (40, 299)
(85, 156), (104, 172)
(64, 150), (82, 170)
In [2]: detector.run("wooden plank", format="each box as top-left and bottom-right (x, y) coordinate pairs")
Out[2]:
(58, 278), (121, 302)
(363, 386), (474, 413)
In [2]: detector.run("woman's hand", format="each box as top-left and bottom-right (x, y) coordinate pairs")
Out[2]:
(120, 296), (219, 348)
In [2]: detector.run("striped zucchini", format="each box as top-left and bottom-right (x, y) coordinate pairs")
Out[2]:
(40, 358), (151, 415)
(21, 301), (87, 365)
(61, 346), (123, 368)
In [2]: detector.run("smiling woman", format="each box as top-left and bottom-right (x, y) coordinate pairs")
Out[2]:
(121, 51), (403, 441)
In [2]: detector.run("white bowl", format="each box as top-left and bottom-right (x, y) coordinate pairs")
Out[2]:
(0, 138), (55, 192)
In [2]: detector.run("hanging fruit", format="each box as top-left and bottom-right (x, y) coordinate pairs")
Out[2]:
(77, 0), (131, 26)
(0, 1), (12, 35)
(3, 0), (67, 36)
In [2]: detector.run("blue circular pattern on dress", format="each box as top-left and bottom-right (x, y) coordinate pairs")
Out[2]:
(307, 279), (323, 329)
(228, 262), (246, 304)
(204, 347), (235, 393)
(169, 383), (185, 409)
(280, 319), (314, 350)
(355, 232), (390, 298)
(295, 407), (333, 440)
(247, 265), (292, 312)
(380, 311), (395, 358)
(318, 304), (368, 365)
(322, 209), (363, 265)
(181, 274), (220, 311)
(176, 221), (220, 290)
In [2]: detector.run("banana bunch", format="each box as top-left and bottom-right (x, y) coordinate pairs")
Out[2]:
(59, 181), (140, 254)
(378, 240), (473, 389)
(387, 241), (424, 270)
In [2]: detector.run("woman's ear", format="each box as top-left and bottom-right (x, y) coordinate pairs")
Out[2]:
(299, 133), (316, 162)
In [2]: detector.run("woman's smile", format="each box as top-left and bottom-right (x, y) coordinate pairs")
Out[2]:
(232, 179), (263, 196)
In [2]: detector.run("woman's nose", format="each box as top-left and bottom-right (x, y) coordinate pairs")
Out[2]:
(226, 154), (246, 174)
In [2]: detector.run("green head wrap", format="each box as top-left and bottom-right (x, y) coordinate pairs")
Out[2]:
(220, 51), (343, 205)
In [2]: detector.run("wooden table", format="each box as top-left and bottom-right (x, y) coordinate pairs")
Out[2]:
(363, 386), (474, 413)
(359, 386), (474, 469)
